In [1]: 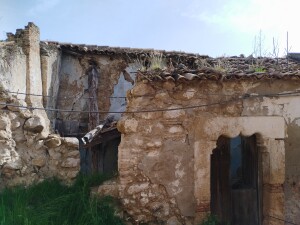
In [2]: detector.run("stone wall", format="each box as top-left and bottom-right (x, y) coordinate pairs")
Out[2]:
(0, 23), (80, 188)
(118, 79), (300, 224)
(0, 23), (137, 187)
(0, 91), (80, 188)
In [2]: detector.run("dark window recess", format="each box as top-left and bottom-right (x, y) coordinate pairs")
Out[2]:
(53, 119), (88, 137)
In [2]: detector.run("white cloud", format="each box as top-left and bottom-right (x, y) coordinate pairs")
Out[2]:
(182, 0), (300, 55)
(182, 0), (298, 32)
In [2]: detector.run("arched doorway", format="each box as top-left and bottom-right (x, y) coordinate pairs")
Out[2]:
(210, 135), (262, 225)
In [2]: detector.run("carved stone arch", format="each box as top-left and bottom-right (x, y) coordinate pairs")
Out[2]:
(194, 116), (286, 225)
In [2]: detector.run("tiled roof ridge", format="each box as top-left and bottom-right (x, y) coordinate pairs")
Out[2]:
(137, 67), (300, 82)
(41, 40), (208, 57)
(41, 40), (299, 63)
(137, 56), (300, 81)
(41, 41), (300, 81)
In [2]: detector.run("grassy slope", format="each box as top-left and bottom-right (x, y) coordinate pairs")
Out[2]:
(0, 174), (124, 225)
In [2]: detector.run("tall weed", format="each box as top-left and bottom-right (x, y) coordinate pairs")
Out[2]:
(0, 173), (124, 225)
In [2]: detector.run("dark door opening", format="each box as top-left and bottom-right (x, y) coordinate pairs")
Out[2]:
(211, 135), (262, 225)
(92, 136), (120, 174)
(80, 131), (121, 174)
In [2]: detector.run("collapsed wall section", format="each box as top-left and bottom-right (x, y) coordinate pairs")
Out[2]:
(0, 23), (137, 186)
(0, 23), (80, 188)
(0, 91), (80, 187)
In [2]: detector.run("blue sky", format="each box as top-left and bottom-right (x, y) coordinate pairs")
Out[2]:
(0, 0), (299, 57)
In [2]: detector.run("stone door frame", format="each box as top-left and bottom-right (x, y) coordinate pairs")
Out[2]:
(194, 116), (286, 225)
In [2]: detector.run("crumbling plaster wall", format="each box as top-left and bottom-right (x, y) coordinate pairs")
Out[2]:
(118, 79), (300, 224)
(0, 42), (26, 97)
(40, 47), (135, 129)
(0, 23), (80, 188)
(40, 43), (62, 116)
(0, 22), (136, 188)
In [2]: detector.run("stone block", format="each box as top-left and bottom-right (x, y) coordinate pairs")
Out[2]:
(117, 118), (138, 133)
(19, 109), (32, 119)
(162, 81), (175, 91)
(8, 112), (17, 120)
(129, 96), (153, 108)
(0, 147), (11, 164)
(0, 130), (11, 140)
(167, 216), (181, 225)
(7, 99), (27, 112)
(32, 157), (46, 167)
(0, 101), (6, 109)
(0, 116), (10, 130)
(154, 92), (173, 105)
(131, 83), (155, 97)
(146, 140), (162, 148)
(11, 120), (21, 130)
(65, 150), (79, 157)
(135, 111), (162, 120)
(61, 158), (80, 168)
(48, 149), (62, 160)
(168, 125), (184, 134)
(149, 201), (170, 218)
(133, 137), (144, 146)
(44, 136), (61, 148)
(13, 129), (26, 142)
(4, 158), (22, 170)
(163, 107), (185, 119)
(172, 90), (196, 101)
(97, 179), (119, 197)
(182, 88), (196, 100)
(34, 140), (44, 150)
(24, 116), (45, 133)
(61, 137), (79, 148)
(140, 197), (149, 206)
(2, 167), (16, 178)
(127, 182), (150, 195)
(66, 171), (78, 179)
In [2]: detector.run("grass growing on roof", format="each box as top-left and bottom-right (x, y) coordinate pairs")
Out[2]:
(148, 52), (166, 71)
(0, 173), (124, 225)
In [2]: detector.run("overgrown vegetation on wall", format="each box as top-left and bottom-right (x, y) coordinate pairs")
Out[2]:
(0, 174), (124, 225)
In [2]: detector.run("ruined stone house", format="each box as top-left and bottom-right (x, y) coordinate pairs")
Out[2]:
(1, 23), (300, 225)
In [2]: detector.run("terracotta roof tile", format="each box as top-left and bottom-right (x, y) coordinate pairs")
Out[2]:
(41, 41), (300, 81)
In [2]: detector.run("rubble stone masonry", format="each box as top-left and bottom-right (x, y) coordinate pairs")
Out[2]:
(0, 23), (80, 187)
(118, 79), (300, 224)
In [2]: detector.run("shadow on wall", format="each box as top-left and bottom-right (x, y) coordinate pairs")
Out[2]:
(79, 64), (136, 174)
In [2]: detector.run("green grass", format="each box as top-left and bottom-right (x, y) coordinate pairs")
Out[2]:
(254, 67), (266, 72)
(201, 214), (220, 225)
(200, 214), (230, 225)
(0, 173), (124, 225)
